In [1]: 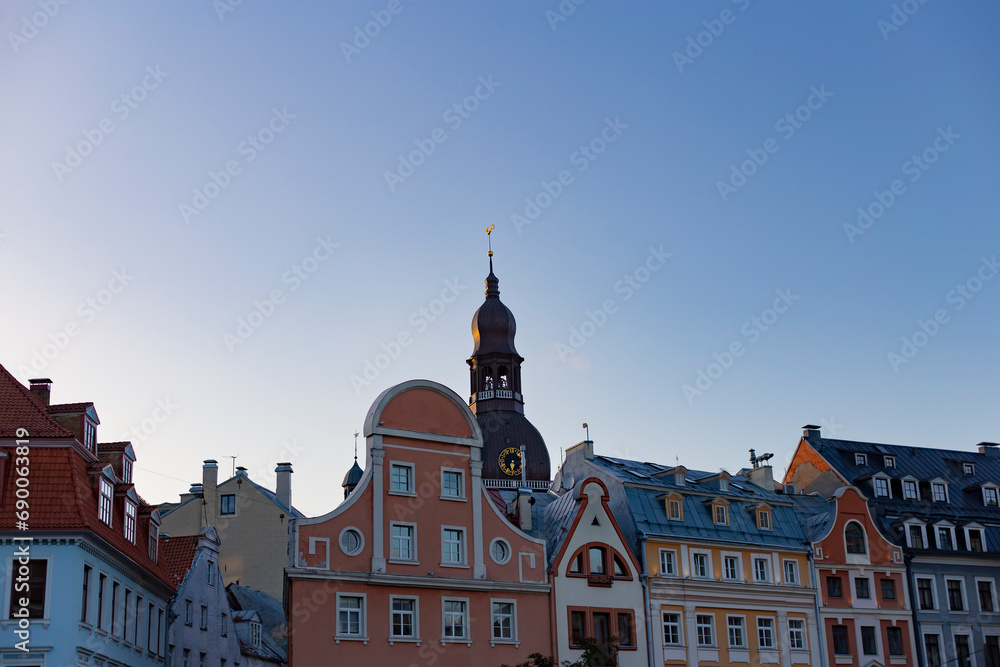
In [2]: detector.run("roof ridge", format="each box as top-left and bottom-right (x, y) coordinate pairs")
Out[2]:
(0, 363), (76, 439)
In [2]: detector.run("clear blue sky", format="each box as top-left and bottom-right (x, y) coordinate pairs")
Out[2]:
(1, 1), (997, 516)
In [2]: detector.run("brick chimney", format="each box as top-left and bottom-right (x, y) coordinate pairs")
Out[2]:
(29, 378), (52, 406)
(202, 460), (218, 526)
(275, 462), (293, 510)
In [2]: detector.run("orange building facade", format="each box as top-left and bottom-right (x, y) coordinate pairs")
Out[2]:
(796, 485), (917, 667)
(286, 380), (552, 666)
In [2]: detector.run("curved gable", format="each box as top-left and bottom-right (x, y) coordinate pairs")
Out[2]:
(365, 380), (480, 442)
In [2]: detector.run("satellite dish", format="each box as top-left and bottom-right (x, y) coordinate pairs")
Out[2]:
(562, 473), (576, 491)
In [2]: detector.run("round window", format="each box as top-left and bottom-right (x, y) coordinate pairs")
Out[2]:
(490, 538), (511, 564)
(339, 527), (363, 556)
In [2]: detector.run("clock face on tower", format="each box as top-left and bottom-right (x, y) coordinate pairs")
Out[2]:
(498, 447), (523, 477)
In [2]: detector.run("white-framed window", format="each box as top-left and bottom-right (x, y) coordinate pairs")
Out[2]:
(788, 619), (805, 649)
(250, 620), (262, 647)
(442, 598), (469, 641)
(662, 612), (681, 645)
(855, 453), (867, 466)
(757, 617), (775, 649)
(339, 527), (364, 556)
(884, 455), (896, 468)
(200, 605), (208, 630)
(659, 549), (677, 576)
(667, 498), (682, 520)
(720, 478), (729, 491)
(123, 456), (133, 483)
(874, 476), (891, 498)
(923, 633), (943, 667)
(903, 478), (919, 500)
(491, 599), (516, 642)
(124, 501), (136, 543)
(752, 556), (770, 583)
(723, 554), (741, 581)
(490, 538), (511, 565)
(691, 551), (711, 578)
(963, 463), (975, 476)
(783, 559), (798, 585)
(220, 494), (236, 515)
(99, 478), (114, 525)
(675, 472), (685, 485)
(953, 634), (973, 667)
(184, 599), (192, 625)
(389, 463), (414, 494)
(975, 578), (997, 613)
(714, 504), (728, 525)
(148, 523), (159, 562)
(390, 523), (416, 561)
(84, 419), (96, 451)
(727, 615), (746, 648)
(207, 561), (215, 586)
(905, 521), (927, 549)
(935, 524), (955, 550)
(696, 614), (715, 647)
(965, 525), (986, 552)
(945, 577), (966, 611)
(916, 576), (937, 610)
(931, 481), (948, 502)
(336, 594), (365, 638)
(440, 468), (465, 499)
(983, 485), (999, 507)
(442, 527), (465, 565)
(758, 509), (771, 530)
(389, 596), (417, 639)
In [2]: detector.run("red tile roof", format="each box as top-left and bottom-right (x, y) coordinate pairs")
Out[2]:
(47, 402), (94, 413)
(0, 364), (75, 439)
(160, 534), (199, 588)
(0, 362), (174, 590)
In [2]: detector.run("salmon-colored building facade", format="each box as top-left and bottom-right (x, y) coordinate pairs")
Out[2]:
(795, 485), (917, 667)
(286, 379), (552, 665)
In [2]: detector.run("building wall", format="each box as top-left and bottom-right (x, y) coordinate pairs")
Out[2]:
(0, 538), (170, 667)
(287, 380), (552, 666)
(167, 546), (242, 667)
(813, 487), (916, 667)
(160, 475), (292, 600)
(909, 556), (1000, 667)
(551, 479), (648, 667)
(645, 540), (820, 667)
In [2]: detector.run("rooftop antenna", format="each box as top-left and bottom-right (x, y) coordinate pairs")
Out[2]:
(225, 455), (238, 478)
(353, 431), (359, 460)
(486, 224), (495, 271)
(582, 422), (590, 441)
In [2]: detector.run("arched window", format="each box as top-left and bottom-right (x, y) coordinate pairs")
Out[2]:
(845, 522), (866, 554)
(498, 366), (509, 389)
(481, 366), (494, 390)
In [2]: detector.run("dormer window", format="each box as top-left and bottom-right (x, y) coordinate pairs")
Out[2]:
(714, 503), (728, 525)
(905, 521), (926, 549)
(250, 621), (261, 647)
(675, 473), (685, 485)
(963, 463), (975, 476)
(757, 509), (771, 530)
(884, 456), (895, 468)
(148, 523), (159, 562)
(874, 476), (891, 498)
(935, 524), (955, 550)
(983, 486), (999, 507)
(122, 458), (133, 484)
(667, 497), (683, 521)
(84, 419), (96, 452)
(965, 526), (985, 552)
(902, 479), (918, 500)
(719, 478), (729, 492)
(124, 501), (136, 543)
(931, 481), (949, 503)
(855, 453), (867, 466)
(98, 478), (113, 525)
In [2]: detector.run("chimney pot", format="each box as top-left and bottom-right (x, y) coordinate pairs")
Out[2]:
(29, 378), (52, 406)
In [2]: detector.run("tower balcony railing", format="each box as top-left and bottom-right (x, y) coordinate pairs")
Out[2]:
(483, 479), (551, 490)
(472, 389), (517, 402)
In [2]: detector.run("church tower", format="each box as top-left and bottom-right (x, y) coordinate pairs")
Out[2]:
(467, 247), (551, 486)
